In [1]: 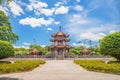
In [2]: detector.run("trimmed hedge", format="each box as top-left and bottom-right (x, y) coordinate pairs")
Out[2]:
(0, 60), (45, 74)
(0, 40), (15, 59)
(74, 60), (120, 75)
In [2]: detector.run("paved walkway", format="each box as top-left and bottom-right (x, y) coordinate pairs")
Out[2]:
(0, 60), (120, 80)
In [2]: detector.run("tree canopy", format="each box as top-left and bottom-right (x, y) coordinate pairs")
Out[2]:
(0, 40), (15, 59)
(100, 32), (120, 60)
(0, 0), (12, 5)
(0, 10), (18, 43)
(71, 46), (84, 55)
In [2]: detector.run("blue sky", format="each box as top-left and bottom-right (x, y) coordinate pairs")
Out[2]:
(0, 0), (120, 48)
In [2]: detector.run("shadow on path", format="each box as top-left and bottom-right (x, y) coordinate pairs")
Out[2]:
(0, 77), (23, 80)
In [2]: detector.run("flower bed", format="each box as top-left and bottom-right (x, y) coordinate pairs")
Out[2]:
(0, 60), (45, 74)
(74, 60), (120, 75)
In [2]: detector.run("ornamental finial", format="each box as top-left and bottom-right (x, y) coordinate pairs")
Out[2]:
(59, 26), (62, 31)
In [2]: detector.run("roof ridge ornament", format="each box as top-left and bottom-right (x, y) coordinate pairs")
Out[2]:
(59, 26), (62, 31)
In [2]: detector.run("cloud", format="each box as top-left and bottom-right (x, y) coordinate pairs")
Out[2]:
(109, 30), (117, 33)
(40, 8), (55, 16)
(13, 45), (29, 49)
(54, 0), (69, 7)
(27, 0), (50, 16)
(41, 45), (46, 48)
(54, 2), (63, 7)
(73, 5), (84, 11)
(27, 1), (48, 11)
(8, 1), (24, 16)
(23, 42), (31, 46)
(80, 32), (106, 41)
(67, 14), (90, 25)
(54, 21), (60, 25)
(27, 0), (56, 16)
(14, 42), (31, 49)
(65, 14), (119, 41)
(19, 17), (54, 27)
(55, 6), (69, 15)
(72, 42), (90, 47)
(76, 0), (80, 2)
(47, 27), (53, 31)
(72, 42), (84, 47)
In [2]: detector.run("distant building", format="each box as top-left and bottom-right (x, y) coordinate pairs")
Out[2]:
(80, 48), (91, 55)
(49, 27), (71, 59)
(30, 48), (41, 55)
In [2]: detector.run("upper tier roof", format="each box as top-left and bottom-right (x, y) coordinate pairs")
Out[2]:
(52, 26), (69, 37)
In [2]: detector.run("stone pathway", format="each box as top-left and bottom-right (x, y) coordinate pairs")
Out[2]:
(0, 60), (120, 80)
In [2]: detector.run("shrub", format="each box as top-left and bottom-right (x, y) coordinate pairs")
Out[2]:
(0, 60), (46, 74)
(0, 40), (15, 59)
(74, 60), (120, 75)
(99, 32), (120, 61)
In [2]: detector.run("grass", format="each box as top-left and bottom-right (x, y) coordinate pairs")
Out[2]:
(0, 60), (46, 74)
(74, 60), (120, 75)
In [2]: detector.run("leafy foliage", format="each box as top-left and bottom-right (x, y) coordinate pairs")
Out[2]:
(0, 0), (13, 5)
(29, 44), (42, 51)
(43, 46), (50, 55)
(0, 11), (18, 43)
(15, 48), (30, 55)
(0, 60), (46, 74)
(74, 60), (120, 75)
(71, 46), (84, 55)
(0, 40), (15, 59)
(100, 32), (120, 60)
(29, 44), (50, 55)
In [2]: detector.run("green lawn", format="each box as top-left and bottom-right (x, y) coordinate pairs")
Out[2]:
(74, 60), (120, 75)
(0, 60), (45, 74)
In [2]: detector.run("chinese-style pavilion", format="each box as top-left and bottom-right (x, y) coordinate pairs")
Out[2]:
(49, 27), (71, 59)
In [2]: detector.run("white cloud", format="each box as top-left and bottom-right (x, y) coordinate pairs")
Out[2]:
(54, 2), (63, 7)
(14, 45), (29, 49)
(72, 42), (84, 47)
(41, 45), (46, 48)
(55, 6), (69, 15)
(109, 30), (117, 33)
(8, 1), (24, 16)
(23, 42), (31, 46)
(27, 1), (56, 16)
(65, 14), (119, 41)
(68, 14), (90, 24)
(73, 5), (84, 11)
(47, 27), (53, 31)
(40, 8), (55, 16)
(80, 32), (106, 41)
(54, 21), (60, 25)
(54, 0), (68, 7)
(72, 42), (90, 48)
(14, 42), (31, 49)
(76, 0), (80, 2)
(19, 17), (54, 27)
(27, 1), (48, 11)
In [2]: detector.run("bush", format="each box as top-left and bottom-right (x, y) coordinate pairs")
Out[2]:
(74, 60), (120, 75)
(0, 40), (15, 59)
(0, 60), (46, 74)
(99, 32), (120, 61)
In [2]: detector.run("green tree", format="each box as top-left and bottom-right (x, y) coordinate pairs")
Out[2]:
(71, 46), (84, 55)
(15, 48), (29, 55)
(93, 46), (100, 55)
(0, 40), (15, 59)
(29, 44), (42, 52)
(0, 0), (12, 5)
(100, 32), (120, 61)
(0, 11), (18, 43)
(43, 46), (50, 55)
